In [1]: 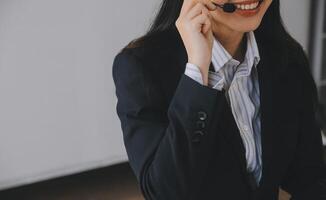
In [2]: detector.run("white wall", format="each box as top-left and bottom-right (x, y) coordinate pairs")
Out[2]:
(0, 0), (310, 191)
(0, 0), (159, 190)
(281, 0), (311, 51)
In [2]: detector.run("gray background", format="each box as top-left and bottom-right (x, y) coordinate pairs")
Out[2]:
(0, 0), (310, 190)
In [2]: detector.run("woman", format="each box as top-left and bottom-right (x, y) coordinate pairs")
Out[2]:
(112, 0), (326, 199)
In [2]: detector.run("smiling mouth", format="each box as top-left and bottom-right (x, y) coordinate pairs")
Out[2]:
(233, 0), (263, 10)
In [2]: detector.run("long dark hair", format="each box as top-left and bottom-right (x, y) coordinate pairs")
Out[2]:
(122, 0), (300, 54)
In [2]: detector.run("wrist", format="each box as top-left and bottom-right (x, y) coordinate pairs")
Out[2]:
(201, 72), (209, 86)
(186, 61), (209, 86)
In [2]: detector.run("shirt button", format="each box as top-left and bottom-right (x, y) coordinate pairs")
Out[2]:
(197, 111), (207, 121)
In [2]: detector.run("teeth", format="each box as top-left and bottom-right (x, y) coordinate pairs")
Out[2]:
(236, 1), (260, 10)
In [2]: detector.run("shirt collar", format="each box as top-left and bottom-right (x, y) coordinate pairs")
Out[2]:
(211, 31), (260, 75)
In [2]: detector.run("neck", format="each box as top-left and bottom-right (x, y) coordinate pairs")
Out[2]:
(212, 24), (246, 63)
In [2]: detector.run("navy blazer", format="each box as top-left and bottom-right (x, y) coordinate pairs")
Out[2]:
(112, 26), (326, 200)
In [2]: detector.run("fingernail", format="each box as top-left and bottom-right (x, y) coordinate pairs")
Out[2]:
(211, 2), (217, 9)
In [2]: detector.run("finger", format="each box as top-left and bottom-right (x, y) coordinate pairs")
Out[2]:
(187, 2), (209, 20)
(202, 15), (211, 34)
(205, 26), (213, 43)
(205, 1), (217, 11)
(180, 0), (197, 17)
(191, 13), (209, 33)
(202, 13), (212, 34)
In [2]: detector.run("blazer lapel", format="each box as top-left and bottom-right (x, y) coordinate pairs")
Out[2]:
(218, 49), (280, 192)
(255, 47), (279, 191)
(220, 92), (249, 184)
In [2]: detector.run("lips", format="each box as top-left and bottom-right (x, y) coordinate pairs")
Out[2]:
(235, 0), (262, 17)
(233, 0), (261, 4)
(233, 0), (261, 10)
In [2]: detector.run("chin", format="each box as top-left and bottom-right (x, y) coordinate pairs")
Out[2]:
(232, 22), (261, 32)
(223, 18), (263, 33)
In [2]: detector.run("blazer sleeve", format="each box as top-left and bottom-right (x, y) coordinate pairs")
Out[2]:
(112, 50), (226, 200)
(280, 47), (326, 200)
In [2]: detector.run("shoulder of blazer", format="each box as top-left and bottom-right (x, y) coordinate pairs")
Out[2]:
(282, 39), (309, 71)
(113, 26), (188, 106)
(265, 37), (310, 85)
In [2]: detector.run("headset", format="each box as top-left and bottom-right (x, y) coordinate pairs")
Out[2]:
(212, 0), (264, 13)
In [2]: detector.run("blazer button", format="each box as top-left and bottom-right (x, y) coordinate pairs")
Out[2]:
(191, 130), (204, 143)
(196, 121), (205, 129)
(197, 111), (207, 121)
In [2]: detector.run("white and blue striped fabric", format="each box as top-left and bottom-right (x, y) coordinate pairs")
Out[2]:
(184, 31), (262, 185)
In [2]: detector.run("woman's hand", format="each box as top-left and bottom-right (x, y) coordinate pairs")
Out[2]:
(175, 0), (217, 85)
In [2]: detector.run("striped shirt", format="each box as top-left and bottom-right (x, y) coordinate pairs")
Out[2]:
(184, 31), (262, 185)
